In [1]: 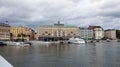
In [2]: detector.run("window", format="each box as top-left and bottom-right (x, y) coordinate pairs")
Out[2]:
(42, 33), (45, 35)
(48, 33), (51, 35)
(71, 32), (73, 33)
(45, 31), (48, 33)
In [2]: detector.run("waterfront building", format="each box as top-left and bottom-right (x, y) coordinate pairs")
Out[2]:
(0, 23), (10, 40)
(89, 26), (104, 40)
(37, 21), (80, 41)
(79, 27), (93, 40)
(105, 29), (116, 40)
(10, 26), (35, 41)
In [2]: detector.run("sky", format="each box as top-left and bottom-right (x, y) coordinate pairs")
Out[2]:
(0, 0), (120, 30)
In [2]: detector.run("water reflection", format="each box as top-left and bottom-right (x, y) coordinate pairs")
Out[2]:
(0, 42), (120, 67)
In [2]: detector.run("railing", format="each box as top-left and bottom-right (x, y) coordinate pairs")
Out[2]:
(0, 55), (13, 67)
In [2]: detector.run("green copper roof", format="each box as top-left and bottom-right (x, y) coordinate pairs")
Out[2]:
(39, 25), (77, 28)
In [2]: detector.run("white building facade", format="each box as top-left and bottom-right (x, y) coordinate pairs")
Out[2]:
(89, 26), (104, 40)
(80, 28), (93, 40)
(105, 29), (116, 40)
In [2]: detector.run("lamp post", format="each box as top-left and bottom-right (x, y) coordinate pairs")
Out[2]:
(20, 25), (24, 42)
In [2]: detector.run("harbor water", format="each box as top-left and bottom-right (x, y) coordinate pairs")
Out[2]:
(0, 42), (120, 67)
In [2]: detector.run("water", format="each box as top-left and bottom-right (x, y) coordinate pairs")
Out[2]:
(0, 42), (120, 67)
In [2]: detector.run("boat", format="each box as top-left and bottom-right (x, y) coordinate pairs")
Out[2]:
(0, 55), (13, 67)
(117, 39), (120, 42)
(30, 40), (60, 45)
(0, 42), (7, 46)
(15, 42), (32, 46)
(106, 39), (110, 42)
(5, 41), (31, 46)
(68, 37), (85, 44)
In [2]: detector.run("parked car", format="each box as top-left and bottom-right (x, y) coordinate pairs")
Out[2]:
(0, 42), (7, 46)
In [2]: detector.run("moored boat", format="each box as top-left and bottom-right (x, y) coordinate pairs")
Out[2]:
(0, 42), (7, 46)
(5, 41), (31, 46)
(68, 37), (85, 44)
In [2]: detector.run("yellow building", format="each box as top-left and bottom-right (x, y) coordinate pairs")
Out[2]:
(0, 23), (10, 40)
(37, 22), (80, 41)
(10, 26), (35, 41)
(105, 29), (116, 40)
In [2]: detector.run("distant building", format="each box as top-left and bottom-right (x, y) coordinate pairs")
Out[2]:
(10, 26), (35, 41)
(89, 26), (104, 40)
(37, 21), (80, 41)
(105, 29), (116, 40)
(79, 27), (93, 40)
(0, 23), (10, 40)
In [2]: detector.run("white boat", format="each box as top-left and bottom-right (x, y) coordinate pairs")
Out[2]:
(68, 37), (85, 44)
(15, 42), (32, 46)
(30, 41), (60, 45)
(16, 42), (24, 45)
(5, 41), (31, 46)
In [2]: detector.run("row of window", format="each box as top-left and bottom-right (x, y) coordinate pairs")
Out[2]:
(40, 33), (78, 36)
(80, 32), (93, 34)
(11, 31), (33, 34)
(80, 36), (93, 37)
(0, 35), (10, 37)
(0, 29), (10, 32)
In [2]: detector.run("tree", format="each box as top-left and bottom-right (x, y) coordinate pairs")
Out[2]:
(17, 33), (26, 42)
(10, 33), (13, 41)
(116, 30), (120, 39)
(17, 33), (25, 37)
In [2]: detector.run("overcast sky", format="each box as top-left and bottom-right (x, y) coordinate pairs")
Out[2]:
(0, 0), (120, 30)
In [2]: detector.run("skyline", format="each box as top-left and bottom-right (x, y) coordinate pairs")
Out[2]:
(0, 0), (120, 30)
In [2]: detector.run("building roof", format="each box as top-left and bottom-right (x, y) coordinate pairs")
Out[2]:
(39, 25), (77, 28)
(105, 29), (116, 31)
(38, 21), (78, 28)
(79, 27), (93, 30)
(89, 26), (102, 28)
(0, 23), (10, 27)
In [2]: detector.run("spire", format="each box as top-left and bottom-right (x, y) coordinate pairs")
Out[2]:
(54, 19), (64, 26)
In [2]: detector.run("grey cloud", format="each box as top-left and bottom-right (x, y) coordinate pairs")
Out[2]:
(0, 0), (120, 30)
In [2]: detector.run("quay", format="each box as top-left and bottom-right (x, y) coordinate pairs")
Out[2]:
(30, 40), (68, 45)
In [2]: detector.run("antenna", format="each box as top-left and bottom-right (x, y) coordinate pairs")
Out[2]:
(58, 17), (61, 24)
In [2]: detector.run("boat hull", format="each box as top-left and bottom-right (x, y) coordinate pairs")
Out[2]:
(68, 37), (85, 44)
